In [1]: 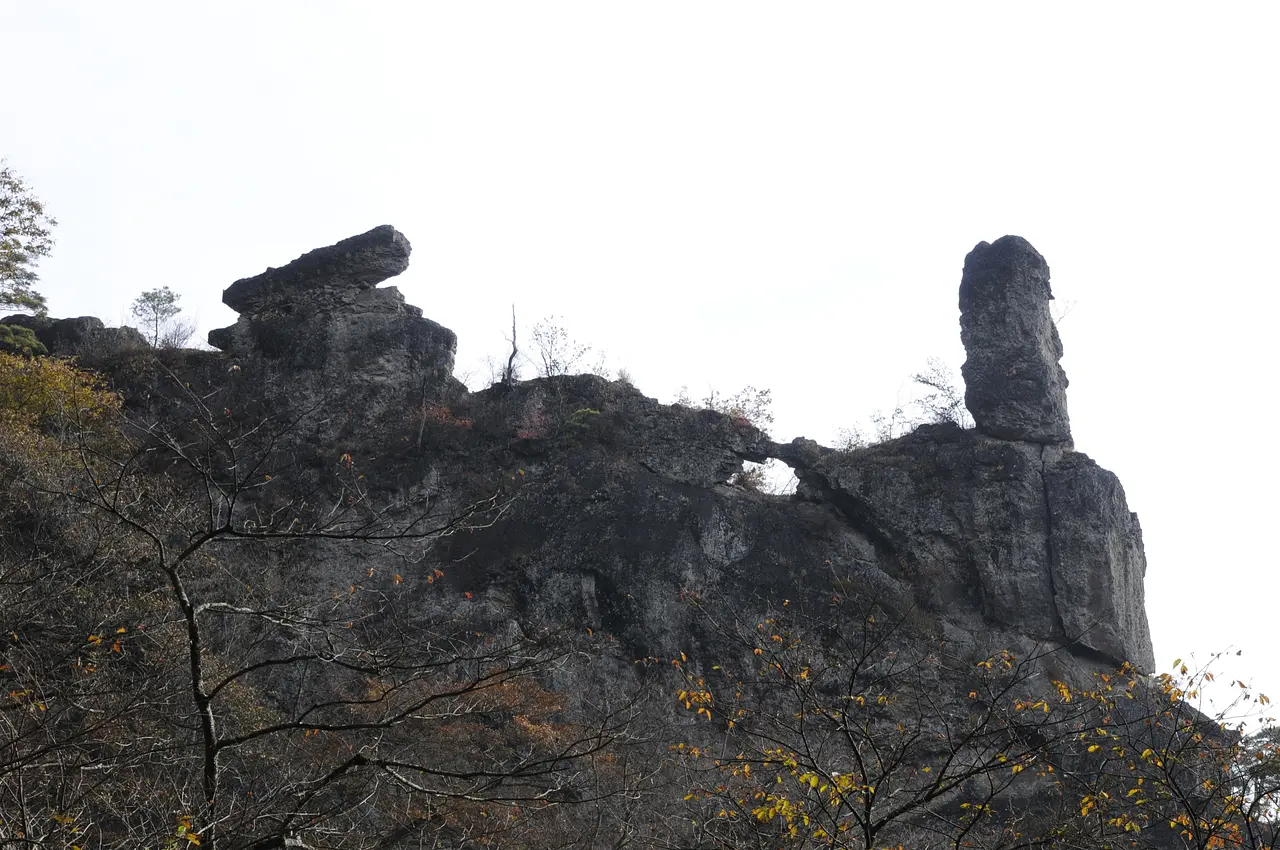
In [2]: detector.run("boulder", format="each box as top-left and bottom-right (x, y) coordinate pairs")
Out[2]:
(220, 224), (412, 314)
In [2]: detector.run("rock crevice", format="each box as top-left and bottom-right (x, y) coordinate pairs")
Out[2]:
(1038, 443), (1068, 641)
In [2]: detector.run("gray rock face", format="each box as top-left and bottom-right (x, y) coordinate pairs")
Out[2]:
(787, 426), (1153, 669)
(208, 226), (460, 432)
(748, 234), (1148, 667)
(960, 236), (1071, 444)
(1045, 452), (1154, 668)
(74, 229), (1160, 844)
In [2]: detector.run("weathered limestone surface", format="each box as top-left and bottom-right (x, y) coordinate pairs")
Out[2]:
(960, 235), (1072, 444)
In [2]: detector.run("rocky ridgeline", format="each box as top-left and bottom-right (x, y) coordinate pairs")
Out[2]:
(9, 228), (1154, 671)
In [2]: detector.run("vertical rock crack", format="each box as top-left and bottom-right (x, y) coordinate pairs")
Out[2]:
(1039, 444), (1067, 639)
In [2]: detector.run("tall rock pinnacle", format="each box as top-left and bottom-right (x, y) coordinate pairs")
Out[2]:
(959, 236), (1071, 444)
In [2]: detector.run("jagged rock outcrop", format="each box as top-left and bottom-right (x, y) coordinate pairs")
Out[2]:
(220, 224), (413, 315)
(960, 235), (1071, 444)
(11, 228), (1153, 672)
(207, 225), (460, 426)
(784, 425), (1153, 668)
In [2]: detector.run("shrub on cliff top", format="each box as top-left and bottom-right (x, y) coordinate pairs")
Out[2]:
(0, 323), (47, 356)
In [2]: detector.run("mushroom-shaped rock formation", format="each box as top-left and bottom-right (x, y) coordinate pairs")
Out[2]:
(960, 235), (1071, 445)
(208, 226), (460, 426)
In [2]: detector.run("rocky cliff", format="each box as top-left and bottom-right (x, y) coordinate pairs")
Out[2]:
(13, 227), (1154, 672)
(194, 226), (1154, 672)
(4, 228), (1166, 848)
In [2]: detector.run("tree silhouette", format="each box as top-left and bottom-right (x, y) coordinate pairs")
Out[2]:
(0, 161), (57, 316)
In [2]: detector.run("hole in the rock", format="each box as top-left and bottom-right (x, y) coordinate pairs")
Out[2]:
(728, 458), (798, 495)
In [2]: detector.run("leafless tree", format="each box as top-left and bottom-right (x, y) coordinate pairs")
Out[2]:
(658, 585), (1144, 849)
(0, 367), (641, 850)
(158, 315), (199, 350)
(839, 358), (971, 449)
(529, 315), (590, 379)
(503, 304), (521, 385)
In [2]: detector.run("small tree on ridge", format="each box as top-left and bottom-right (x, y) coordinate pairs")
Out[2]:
(131, 286), (183, 347)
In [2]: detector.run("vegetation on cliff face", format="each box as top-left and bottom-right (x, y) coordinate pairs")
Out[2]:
(0, 324), (47, 356)
(0, 358), (642, 849)
(3, 227), (1278, 849)
(2, 345), (1278, 850)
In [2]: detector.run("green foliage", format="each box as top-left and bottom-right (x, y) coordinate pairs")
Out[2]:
(0, 161), (57, 315)
(0, 323), (47, 356)
(569, 407), (601, 429)
(130, 286), (183, 347)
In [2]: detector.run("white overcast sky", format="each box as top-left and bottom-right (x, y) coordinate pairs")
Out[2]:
(4, 2), (1278, 704)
